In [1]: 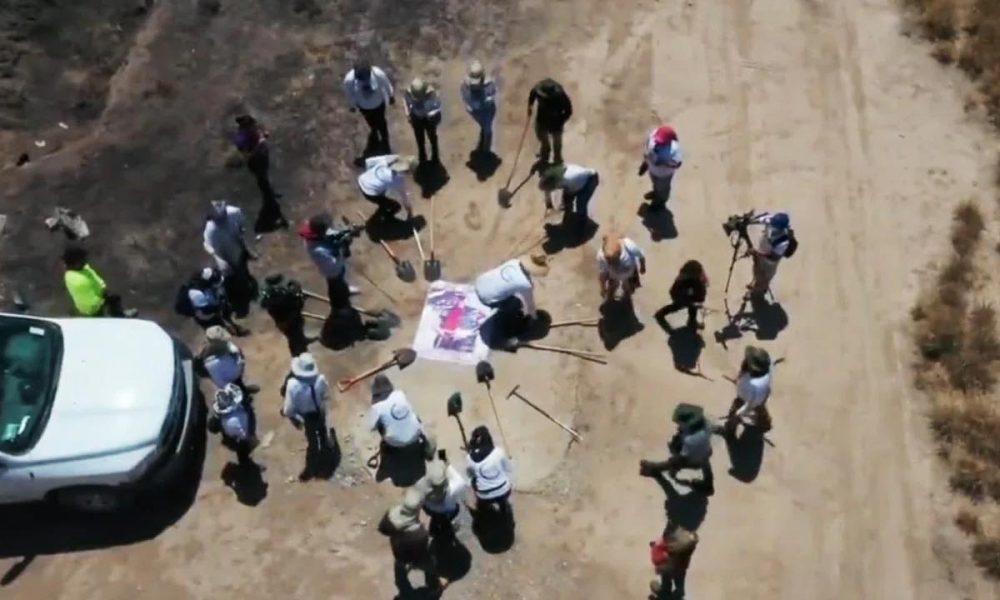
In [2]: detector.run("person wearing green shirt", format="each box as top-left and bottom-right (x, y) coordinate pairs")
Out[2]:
(62, 246), (136, 317)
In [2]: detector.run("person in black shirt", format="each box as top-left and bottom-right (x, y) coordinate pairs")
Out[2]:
(655, 260), (708, 330)
(232, 115), (288, 233)
(259, 274), (312, 356)
(527, 79), (573, 164)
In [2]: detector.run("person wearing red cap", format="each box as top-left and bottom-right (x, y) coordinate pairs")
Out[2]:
(639, 125), (683, 210)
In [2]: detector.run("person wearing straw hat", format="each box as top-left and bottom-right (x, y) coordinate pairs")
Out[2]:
(475, 254), (549, 343)
(416, 455), (469, 541)
(460, 60), (497, 155)
(381, 487), (447, 593)
(597, 234), (646, 303)
(527, 78), (572, 164)
(538, 162), (599, 231)
(211, 383), (258, 465)
(403, 77), (443, 164)
(281, 353), (334, 480)
(198, 325), (259, 396)
(639, 403), (714, 496)
(343, 59), (395, 158)
(639, 125), (683, 211)
(465, 425), (514, 517)
(722, 345), (774, 435)
(357, 154), (419, 221)
(368, 375), (435, 463)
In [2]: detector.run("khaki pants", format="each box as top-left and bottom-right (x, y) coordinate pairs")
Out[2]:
(751, 255), (778, 294)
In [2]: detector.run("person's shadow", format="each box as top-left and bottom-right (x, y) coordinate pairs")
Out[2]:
(541, 217), (598, 255)
(598, 298), (644, 350)
(721, 427), (766, 483)
(637, 203), (678, 242)
(220, 460), (268, 506)
(375, 444), (428, 487)
(413, 162), (450, 198)
(646, 472), (708, 532)
(714, 295), (789, 347)
(469, 505), (515, 554)
(465, 150), (502, 181)
(653, 309), (706, 375)
(430, 530), (472, 583)
(362, 212), (427, 243)
(480, 310), (552, 350)
(300, 427), (342, 481)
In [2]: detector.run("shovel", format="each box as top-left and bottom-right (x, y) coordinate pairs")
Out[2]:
(380, 239), (416, 282)
(549, 318), (599, 328)
(497, 117), (531, 207)
(447, 392), (469, 449)
(476, 360), (511, 455)
(424, 198), (441, 281)
(508, 341), (608, 364)
(336, 347), (417, 392)
(301, 289), (401, 327)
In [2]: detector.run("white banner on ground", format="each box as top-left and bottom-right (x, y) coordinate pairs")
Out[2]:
(412, 281), (494, 365)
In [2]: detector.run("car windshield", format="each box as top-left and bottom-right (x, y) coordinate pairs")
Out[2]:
(0, 316), (62, 454)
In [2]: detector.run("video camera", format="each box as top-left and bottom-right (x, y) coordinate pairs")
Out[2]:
(722, 209), (757, 243)
(323, 222), (365, 258)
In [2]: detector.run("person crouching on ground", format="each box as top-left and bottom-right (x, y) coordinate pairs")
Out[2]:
(367, 375), (435, 465)
(62, 245), (136, 317)
(403, 77), (443, 164)
(185, 267), (249, 336)
(474, 254), (549, 346)
(597, 234), (646, 304)
(639, 125), (683, 210)
(722, 345), (773, 435)
(639, 403), (714, 496)
(357, 154), (418, 222)
(281, 353), (334, 480)
(416, 454), (469, 541)
(211, 383), (258, 465)
(381, 487), (447, 593)
(465, 425), (514, 517)
(648, 520), (698, 599)
(655, 260), (708, 330)
(537, 162), (598, 231)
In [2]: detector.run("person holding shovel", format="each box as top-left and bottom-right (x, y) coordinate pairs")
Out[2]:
(527, 78), (572, 164)
(357, 154), (418, 221)
(403, 78), (443, 164)
(281, 353), (335, 480)
(722, 345), (774, 435)
(466, 425), (514, 517)
(416, 455), (469, 541)
(538, 162), (599, 231)
(639, 125), (683, 211)
(368, 375), (435, 463)
(597, 234), (646, 303)
(460, 60), (497, 155)
(655, 260), (708, 330)
(380, 487), (447, 593)
(639, 403), (714, 496)
(475, 254), (549, 344)
(343, 60), (394, 158)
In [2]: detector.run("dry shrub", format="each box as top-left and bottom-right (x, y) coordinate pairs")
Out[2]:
(951, 202), (986, 255)
(946, 305), (1000, 392)
(948, 455), (1000, 501)
(933, 41), (956, 64)
(972, 537), (1000, 578)
(956, 509), (982, 535)
(961, 0), (1000, 124)
(931, 397), (1000, 463)
(909, 0), (959, 40)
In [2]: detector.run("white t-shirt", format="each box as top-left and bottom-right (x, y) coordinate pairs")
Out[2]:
(460, 80), (497, 112)
(644, 132), (683, 178)
(422, 466), (469, 515)
(466, 448), (513, 500)
(283, 375), (330, 421)
(737, 370), (772, 409)
(219, 405), (251, 441)
(188, 286), (221, 321)
(306, 239), (346, 280)
(597, 238), (644, 281)
(757, 228), (791, 262)
(343, 66), (393, 110)
(560, 164), (597, 194)
(203, 348), (245, 388)
(203, 206), (245, 271)
(367, 390), (423, 447)
(357, 155), (410, 207)
(474, 259), (536, 315)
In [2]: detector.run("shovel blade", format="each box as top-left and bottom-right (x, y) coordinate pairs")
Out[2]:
(397, 260), (416, 282)
(447, 392), (463, 416)
(393, 347), (417, 369)
(475, 360), (495, 383)
(497, 188), (513, 208)
(424, 258), (441, 281)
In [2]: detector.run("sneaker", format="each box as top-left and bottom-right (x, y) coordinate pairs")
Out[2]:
(348, 285), (361, 295)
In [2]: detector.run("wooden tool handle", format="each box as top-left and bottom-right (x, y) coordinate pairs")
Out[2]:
(549, 319), (600, 328)
(337, 358), (397, 392)
(302, 289), (329, 302)
(379, 239), (398, 261)
(523, 342), (606, 359)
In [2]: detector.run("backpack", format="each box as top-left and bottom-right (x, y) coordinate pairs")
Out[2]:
(174, 282), (196, 317)
(772, 229), (798, 258)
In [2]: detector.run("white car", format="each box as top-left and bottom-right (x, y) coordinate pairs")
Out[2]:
(0, 313), (198, 511)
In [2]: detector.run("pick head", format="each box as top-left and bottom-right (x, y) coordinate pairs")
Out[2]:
(447, 392), (463, 417)
(506, 384), (521, 400)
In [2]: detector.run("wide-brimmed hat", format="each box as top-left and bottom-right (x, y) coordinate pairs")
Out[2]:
(535, 78), (560, 97)
(213, 383), (244, 415)
(672, 402), (705, 427)
(371, 374), (394, 403)
(291, 353), (319, 378)
(205, 325), (231, 344)
(466, 60), (486, 85)
(744, 345), (771, 373)
(387, 487), (424, 531)
(519, 253), (550, 277)
(408, 77), (432, 98)
(389, 155), (418, 173)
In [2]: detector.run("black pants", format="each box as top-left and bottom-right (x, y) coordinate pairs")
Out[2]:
(302, 412), (332, 475)
(651, 571), (687, 599)
(271, 310), (310, 356)
(664, 455), (714, 493)
(223, 256), (257, 318)
(326, 276), (352, 311)
(656, 301), (699, 328)
(360, 103), (390, 155)
(361, 190), (402, 217)
(535, 120), (564, 163)
(247, 152), (286, 233)
(410, 115), (440, 162)
(427, 506), (459, 540)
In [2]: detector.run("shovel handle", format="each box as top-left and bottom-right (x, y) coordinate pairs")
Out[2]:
(549, 318), (600, 328)
(337, 358), (397, 392)
(379, 240), (400, 262)
(303, 310), (325, 321)
(303, 289), (328, 302)
(521, 342), (607, 362)
(413, 227), (426, 262)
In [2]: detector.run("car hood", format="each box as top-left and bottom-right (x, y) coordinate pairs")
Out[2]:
(17, 318), (175, 465)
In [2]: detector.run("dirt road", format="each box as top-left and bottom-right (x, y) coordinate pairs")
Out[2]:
(1, 0), (998, 598)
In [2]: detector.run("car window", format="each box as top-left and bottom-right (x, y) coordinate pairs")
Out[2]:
(0, 317), (62, 454)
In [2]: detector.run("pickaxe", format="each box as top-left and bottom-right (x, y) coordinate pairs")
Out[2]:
(507, 384), (582, 443)
(447, 392), (469, 449)
(476, 360), (511, 455)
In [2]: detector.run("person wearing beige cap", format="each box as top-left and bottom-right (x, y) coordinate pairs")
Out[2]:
(722, 345), (774, 435)
(460, 60), (498, 154)
(357, 154), (418, 220)
(403, 77), (443, 164)
(597, 235), (646, 303)
(475, 254), (549, 343)
(416, 453), (469, 540)
(381, 487), (447, 593)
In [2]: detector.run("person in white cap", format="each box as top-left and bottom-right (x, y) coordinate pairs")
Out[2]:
(416, 453), (469, 541)
(198, 326), (259, 394)
(403, 78), (443, 164)
(597, 234), (646, 303)
(460, 60), (497, 155)
(465, 425), (514, 517)
(639, 125), (683, 210)
(211, 383), (258, 465)
(202, 199), (256, 316)
(281, 353), (334, 480)
(357, 154), (418, 221)
(474, 254), (549, 345)
(381, 487), (446, 593)
(367, 375), (434, 461)
(343, 59), (394, 158)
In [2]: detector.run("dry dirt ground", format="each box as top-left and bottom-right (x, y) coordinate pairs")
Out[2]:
(1, 0), (1000, 598)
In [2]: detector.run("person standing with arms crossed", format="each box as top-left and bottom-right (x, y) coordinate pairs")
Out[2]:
(344, 60), (395, 161)
(403, 78), (443, 164)
(460, 60), (497, 156)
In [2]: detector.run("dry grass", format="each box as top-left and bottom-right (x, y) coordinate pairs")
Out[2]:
(951, 201), (986, 255)
(972, 537), (1000, 578)
(958, 0), (1000, 125)
(956, 509), (982, 535)
(906, 0), (959, 41)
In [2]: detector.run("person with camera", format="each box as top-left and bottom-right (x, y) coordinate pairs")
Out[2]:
(403, 77), (443, 164)
(639, 125), (683, 210)
(260, 274), (313, 357)
(747, 212), (795, 297)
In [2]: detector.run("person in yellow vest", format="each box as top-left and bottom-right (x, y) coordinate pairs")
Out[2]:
(62, 245), (136, 317)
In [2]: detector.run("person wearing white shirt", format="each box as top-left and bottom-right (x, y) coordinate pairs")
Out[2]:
(538, 162), (599, 229)
(416, 456), (469, 539)
(465, 426), (514, 516)
(343, 60), (394, 157)
(211, 384), (257, 464)
(748, 212), (793, 297)
(460, 60), (498, 154)
(202, 199), (256, 317)
(597, 235), (646, 302)
(403, 78), (443, 164)
(281, 353), (334, 480)
(357, 154), (418, 220)
(724, 346), (774, 435)
(639, 125), (683, 210)
(198, 325), (251, 389)
(367, 376), (427, 451)
(475, 255), (549, 344)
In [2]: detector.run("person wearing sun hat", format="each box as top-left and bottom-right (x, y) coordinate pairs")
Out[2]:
(416, 455), (469, 541)
(722, 345), (774, 435)
(475, 254), (549, 343)
(538, 161), (599, 230)
(403, 77), (443, 163)
(748, 211), (794, 297)
(198, 325), (259, 396)
(639, 124), (683, 210)
(357, 154), (418, 220)
(343, 59), (395, 157)
(597, 233), (646, 304)
(460, 60), (498, 154)
(281, 353), (334, 480)
(639, 402), (714, 496)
